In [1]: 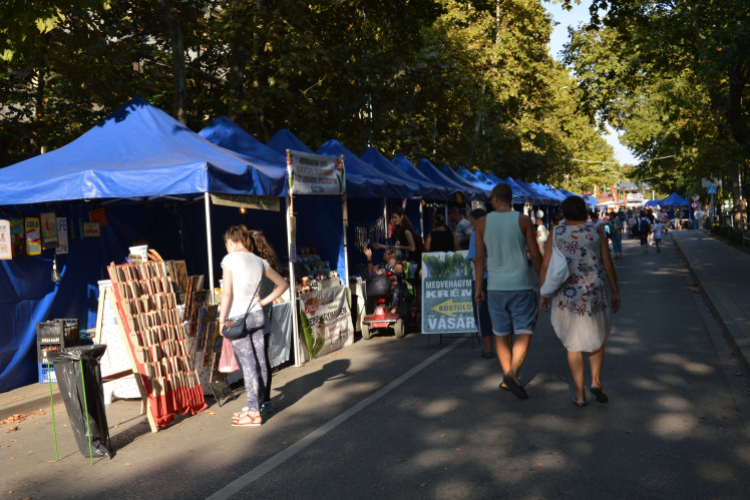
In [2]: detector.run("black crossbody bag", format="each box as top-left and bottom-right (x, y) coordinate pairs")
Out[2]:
(222, 283), (266, 340)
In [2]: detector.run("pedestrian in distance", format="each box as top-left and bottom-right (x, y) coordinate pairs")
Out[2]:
(450, 206), (473, 250)
(634, 210), (651, 253)
(424, 213), (460, 252)
(674, 207), (682, 230)
(219, 225), (289, 428)
(474, 184), (543, 399)
(536, 217), (549, 256)
(611, 211), (624, 259)
(652, 219), (664, 253)
(468, 209), (494, 358)
(539, 196), (621, 407)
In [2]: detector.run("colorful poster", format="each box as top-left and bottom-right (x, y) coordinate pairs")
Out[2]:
(26, 217), (41, 255)
(287, 150), (344, 196)
(56, 217), (69, 255)
(421, 251), (477, 334)
(0, 220), (11, 259)
(10, 218), (24, 257)
(89, 208), (107, 227)
(298, 285), (354, 359)
(40, 212), (58, 249)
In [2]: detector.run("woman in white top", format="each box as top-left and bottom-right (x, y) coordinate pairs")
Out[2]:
(219, 225), (289, 427)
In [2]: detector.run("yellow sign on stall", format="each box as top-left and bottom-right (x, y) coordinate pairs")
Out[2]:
(25, 217), (41, 256)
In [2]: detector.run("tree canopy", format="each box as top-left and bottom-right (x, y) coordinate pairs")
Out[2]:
(1, 0), (619, 192)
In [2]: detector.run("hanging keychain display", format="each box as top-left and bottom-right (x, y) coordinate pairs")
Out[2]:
(353, 215), (387, 253)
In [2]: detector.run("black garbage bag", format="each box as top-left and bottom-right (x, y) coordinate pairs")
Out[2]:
(47, 345), (113, 459)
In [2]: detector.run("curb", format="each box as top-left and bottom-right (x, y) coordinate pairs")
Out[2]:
(0, 389), (61, 422)
(671, 233), (750, 376)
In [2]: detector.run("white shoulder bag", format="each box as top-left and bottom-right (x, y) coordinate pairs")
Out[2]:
(540, 228), (571, 298)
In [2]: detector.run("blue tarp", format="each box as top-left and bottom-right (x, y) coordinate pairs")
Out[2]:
(661, 193), (690, 207)
(0, 98), (287, 205)
(485, 172), (505, 185)
(515, 179), (554, 205)
(439, 164), (491, 197)
(317, 140), (417, 199)
(391, 155), (459, 199)
(532, 183), (565, 203)
(644, 199), (662, 208)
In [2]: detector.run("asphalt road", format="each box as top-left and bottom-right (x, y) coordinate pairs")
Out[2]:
(3, 234), (750, 500)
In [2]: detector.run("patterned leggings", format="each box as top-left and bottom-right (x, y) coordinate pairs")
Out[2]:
(232, 328), (268, 412)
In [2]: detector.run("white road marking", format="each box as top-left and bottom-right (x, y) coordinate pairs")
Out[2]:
(205, 336), (468, 500)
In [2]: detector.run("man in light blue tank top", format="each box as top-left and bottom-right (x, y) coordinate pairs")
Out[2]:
(474, 184), (543, 399)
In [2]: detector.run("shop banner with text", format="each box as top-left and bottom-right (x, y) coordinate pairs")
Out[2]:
(287, 150), (344, 196)
(421, 251), (477, 334)
(299, 285), (353, 359)
(211, 194), (280, 212)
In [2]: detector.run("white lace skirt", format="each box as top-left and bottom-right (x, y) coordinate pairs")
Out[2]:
(551, 306), (612, 353)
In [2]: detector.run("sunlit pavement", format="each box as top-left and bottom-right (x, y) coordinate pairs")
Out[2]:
(3, 234), (750, 499)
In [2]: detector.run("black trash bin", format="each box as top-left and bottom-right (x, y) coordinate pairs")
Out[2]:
(47, 345), (113, 460)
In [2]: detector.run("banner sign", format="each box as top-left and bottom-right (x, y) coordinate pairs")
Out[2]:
(299, 285), (354, 358)
(287, 150), (344, 196)
(10, 218), (24, 257)
(626, 193), (644, 201)
(211, 194), (280, 212)
(0, 220), (11, 260)
(56, 218), (69, 255)
(421, 251), (477, 334)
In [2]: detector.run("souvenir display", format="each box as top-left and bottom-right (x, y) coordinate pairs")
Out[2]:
(0, 220), (11, 260)
(353, 215), (387, 253)
(56, 217), (69, 255)
(10, 218), (24, 257)
(40, 212), (59, 249)
(107, 261), (207, 428)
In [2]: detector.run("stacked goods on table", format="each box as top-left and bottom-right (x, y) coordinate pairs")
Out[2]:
(107, 261), (207, 427)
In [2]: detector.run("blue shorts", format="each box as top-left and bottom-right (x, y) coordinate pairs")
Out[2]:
(487, 290), (538, 336)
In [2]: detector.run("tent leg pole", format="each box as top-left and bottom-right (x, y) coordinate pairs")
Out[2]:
(204, 193), (215, 305)
(419, 201), (424, 236)
(384, 199), (388, 235)
(445, 204), (448, 224)
(287, 196), (302, 367)
(342, 194), (349, 285)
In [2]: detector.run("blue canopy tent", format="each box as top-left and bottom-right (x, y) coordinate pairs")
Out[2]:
(503, 177), (536, 204)
(515, 179), (555, 205)
(485, 172), (505, 185)
(392, 155), (460, 199)
(457, 167), (495, 194)
(472, 170), (497, 188)
(267, 128), (315, 155)
(644, 199), (662, 208)
(199, 117), (355, 282)
(440, 164), (491, 197)
(317, 141), (418, 200)
(0, 98), (291, 391)
(361, 147), (446, 237)
(532, 183), (565, 203)
(414, 159), (483, 201)
(661, 192), (690, 208)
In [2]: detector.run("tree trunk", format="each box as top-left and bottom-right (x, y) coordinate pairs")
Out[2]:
(161, 0), (188, 125)
(731, 163), (747, 230)
(253, 0), (270, 141)
(466, 85), (486, 169)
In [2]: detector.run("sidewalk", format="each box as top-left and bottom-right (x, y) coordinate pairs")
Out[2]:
(672, 229), (750, 373)
(0, 381), (60, 421)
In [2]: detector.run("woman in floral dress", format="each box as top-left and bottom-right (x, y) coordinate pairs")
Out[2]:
(540, 196), (621, 407)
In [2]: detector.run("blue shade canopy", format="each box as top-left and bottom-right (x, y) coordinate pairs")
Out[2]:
(267, 128), (314, 154)
(0, 98), (288, 205)
(503, 177), (537, 204)
(360, 147), (442, 200)
(392, 154), (459, 200)
(582, 195), (598, 206)
(440, 164), (491, 196)
(472, 169), (499, 188)
(644, 199), (661, 207)
(415, 159), (484, 200)
(318, 140), (417, 199)
(661, 192), (690, 207)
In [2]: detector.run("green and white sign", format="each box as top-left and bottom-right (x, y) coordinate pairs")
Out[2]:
(286, 150), (345, 195)
(421, 251), (477, 334)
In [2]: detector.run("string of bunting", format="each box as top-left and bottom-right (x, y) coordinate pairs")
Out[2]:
(353, 214), (387, 253)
